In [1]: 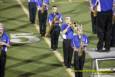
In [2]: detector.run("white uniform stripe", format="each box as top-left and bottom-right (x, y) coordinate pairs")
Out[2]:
(97, 0), (101, 12)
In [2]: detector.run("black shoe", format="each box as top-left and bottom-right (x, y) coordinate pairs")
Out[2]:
(104, 49), (110, 52)
(96, 49), (103, 52)
(65, 64), (72, 68)
(51, 47), (57, 51)
(66, 66), (71, 68)
(40, 34), (45, 37)
(31, 22), (35, 24)
(42, 34), (45, 36)
(53, 48), (56, 51)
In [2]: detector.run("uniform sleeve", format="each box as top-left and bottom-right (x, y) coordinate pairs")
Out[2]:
(67, 27), (72, 33)
(71, 36), (80, 48)
(91, 0), (97, 6)
(37, 0), (42, 8)
(91, 0), (97, 5)
(59, 14), (63, 22)
(71, 37), (74, 48)
(6, 34), (10, 45)
(84, 35), (89, 45)
(61, 24), (66, 31)
(91, 0), (98, 9)
(48, 14), (53, 23)
(44, 0), (49, 4)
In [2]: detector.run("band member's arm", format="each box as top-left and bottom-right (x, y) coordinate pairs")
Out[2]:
(91, 0), (98, 10)
(45, 14), (53, 36)
(62, 26), (70, 34)
(42, 0), (49, 10)
(48, 14), (53, 26)
(0, 36), (10, 47)
(36, 0), (42, 10)
(90, 0), (96, 11)
(37, 0), (49, 11)
(44, 0), (49, 4)
(59, 14), (63, 24)
(81, 35), (89, 48)
(90, 0), (98, 16)
(71, 36), (79, 52)
(61, 23), (68, 33)
(0, 41), (10, 47)
(44, 0), (49, 6)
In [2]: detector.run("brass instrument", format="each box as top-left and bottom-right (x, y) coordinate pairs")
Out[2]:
(46, 15), (59, 37)
(41, 4), (46, 13)
(73, 35), (84, 56)
(50, 15), (59, 31)
(78, 38), (84, 56)
(93, 2), (98, 17)
(93, 8), (97, 17)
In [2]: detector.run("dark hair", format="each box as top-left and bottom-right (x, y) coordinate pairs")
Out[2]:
(52, 5), (57, 7)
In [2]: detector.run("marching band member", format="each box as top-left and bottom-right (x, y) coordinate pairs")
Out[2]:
(28, 0), (37, 24)
(111, 0), (115, 47)
(0, 23), (10, 77)
(37, 0), (49, 36)
(71, 25), (89, 77)
(90, 0), (97, 34)
(93, 0), (113, 52)
(61, 17), (74, 68)
(47, 5), (63, 50)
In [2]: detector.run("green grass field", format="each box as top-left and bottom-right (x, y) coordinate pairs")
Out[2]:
(0, 0), (115, 77)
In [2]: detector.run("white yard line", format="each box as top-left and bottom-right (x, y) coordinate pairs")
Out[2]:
(68, 0), (72, 2)
(51, 0), (83, 4)
(51, 0), (55, 2)
(16, 0), (74, 77)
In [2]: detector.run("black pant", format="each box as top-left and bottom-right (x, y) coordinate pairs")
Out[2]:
(50, 26), (60, 50)
(111, 23), (115, 47)
(28, 2), (37, 24)
(63, 39), (73, 67)
(74, 51), (85, 77)
(38, 10), (48, 36)
(0, 51), (6, 77)
(96, 10), (112, 50)
(91, 12), (97, 34)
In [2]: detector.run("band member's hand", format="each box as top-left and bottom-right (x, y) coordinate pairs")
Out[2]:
(74, 48), (78, 52)
(63, 26), (69, 34)
(0, 41), (10, 47)
(38, 7), (42, 11)
(0, 41), (6, 45)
